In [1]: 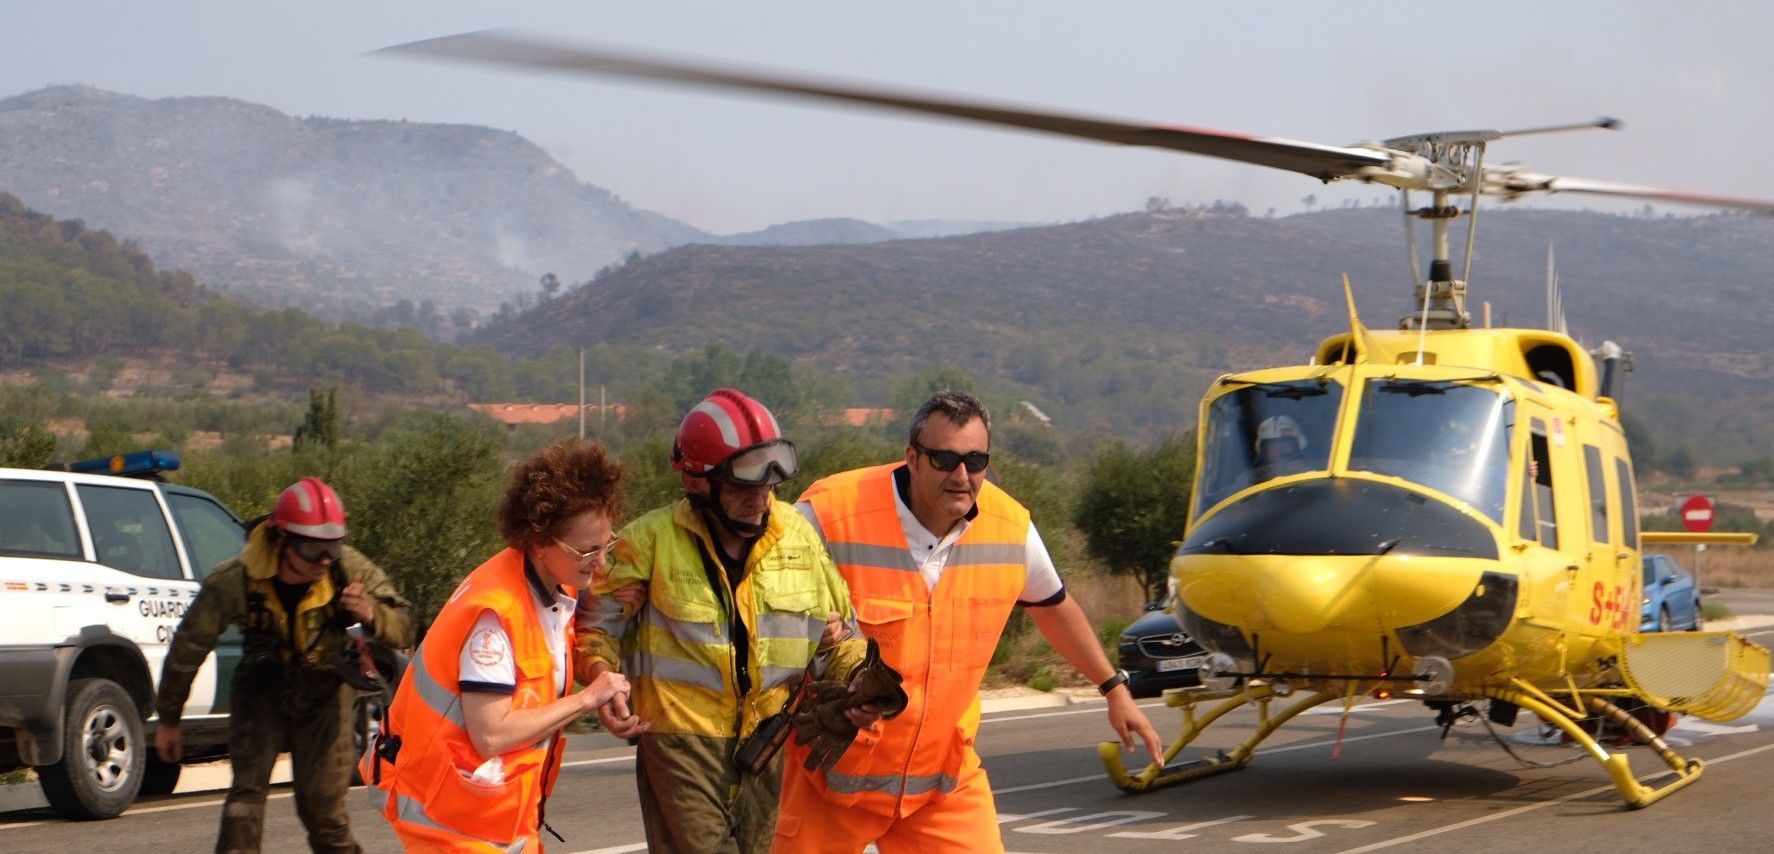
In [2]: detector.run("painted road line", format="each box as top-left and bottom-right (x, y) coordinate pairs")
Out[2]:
(1331, 741), (1774, 854)
(560, 755), (633, 769)
(994, 725), (1441, 795)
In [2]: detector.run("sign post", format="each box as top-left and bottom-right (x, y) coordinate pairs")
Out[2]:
(1681, 494), (1714, 591)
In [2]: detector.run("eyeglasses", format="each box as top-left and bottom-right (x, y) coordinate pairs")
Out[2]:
(713, 439), (799, 486)
(556, 536), (621, 564)
(289, 537), (343, 565)
(914, 444), (991, 474)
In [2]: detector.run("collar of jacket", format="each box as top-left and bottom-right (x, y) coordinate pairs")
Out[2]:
(670, 495), (791, 561)
(241, 521), (283, 581)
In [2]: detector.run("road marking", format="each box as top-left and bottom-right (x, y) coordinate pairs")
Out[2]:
(993, 725), (1441, 795)
(1, 790), (295, 831)
(0, 755), (634, 831)
(985, 700), (1167, 723)
(561, 755), (633, 769)
(1330, 740), (1774, 854)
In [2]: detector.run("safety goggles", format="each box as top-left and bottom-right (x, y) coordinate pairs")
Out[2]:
(713, 439), (799, 486)
(289, 536), (344, 565)
(556, 535), (621, 564)
(914, 444), (991, 474)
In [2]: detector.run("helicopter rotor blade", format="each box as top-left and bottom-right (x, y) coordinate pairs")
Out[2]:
(1499, 173), (1774, 214)
(375, 30), (1392, 182)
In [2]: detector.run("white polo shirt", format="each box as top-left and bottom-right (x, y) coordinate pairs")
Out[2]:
(458, 565), (575, 698)
(798, 466), (1065, 605)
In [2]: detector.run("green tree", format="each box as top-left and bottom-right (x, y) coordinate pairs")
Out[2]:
(292, 387), (339, 450)
(330, 416), (507, 626)
(0, 418), (56, 468)
(1073, 433), (1196, 601)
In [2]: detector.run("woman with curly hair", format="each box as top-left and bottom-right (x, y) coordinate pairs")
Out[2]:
(367, 438), (632, 851)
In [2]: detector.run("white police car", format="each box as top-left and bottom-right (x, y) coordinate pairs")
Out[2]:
(0, 450), (247, 819)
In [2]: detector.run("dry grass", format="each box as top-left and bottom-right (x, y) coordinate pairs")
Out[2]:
(986, 571), (1150, 689)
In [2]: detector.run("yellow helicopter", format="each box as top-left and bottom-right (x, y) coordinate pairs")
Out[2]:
(380, 31), (1774, 809)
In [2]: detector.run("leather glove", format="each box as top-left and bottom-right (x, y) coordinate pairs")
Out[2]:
(332, 623), (386, 692)
(790, 638), (909, 772)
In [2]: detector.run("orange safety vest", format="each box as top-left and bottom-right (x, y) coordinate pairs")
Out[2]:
(365, 548), (567, 850)
(796, 463), (1029, 815)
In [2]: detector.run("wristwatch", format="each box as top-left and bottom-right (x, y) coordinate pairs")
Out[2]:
(1097, 668), (1131, 696)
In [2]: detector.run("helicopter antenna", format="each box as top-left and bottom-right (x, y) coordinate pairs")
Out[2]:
(1546, 244), (1569, 335)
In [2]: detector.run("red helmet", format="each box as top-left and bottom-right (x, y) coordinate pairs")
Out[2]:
(672, 389), (798, 485)
(272, 476), (347, 540)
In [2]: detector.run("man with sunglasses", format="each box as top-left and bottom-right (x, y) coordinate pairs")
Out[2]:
(154, 476), (413, 853)
(773, 390), (1163, 853)
(576, 388), (875, 853)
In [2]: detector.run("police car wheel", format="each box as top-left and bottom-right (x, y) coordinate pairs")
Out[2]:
(38, 678), (145, 820)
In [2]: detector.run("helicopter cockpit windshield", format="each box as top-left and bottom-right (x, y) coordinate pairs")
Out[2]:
(1197, 378), (1342, 513)
(1347, 379), (1513, 522)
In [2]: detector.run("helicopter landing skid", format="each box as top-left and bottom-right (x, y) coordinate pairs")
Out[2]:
(1099, 680), (1340, 793)
(1486, 682), (1702, 809)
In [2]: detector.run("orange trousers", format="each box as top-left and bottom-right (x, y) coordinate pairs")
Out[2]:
(771, 760), (1002, 854)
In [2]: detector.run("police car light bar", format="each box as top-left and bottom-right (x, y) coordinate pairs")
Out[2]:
(56, 449), (183, 477)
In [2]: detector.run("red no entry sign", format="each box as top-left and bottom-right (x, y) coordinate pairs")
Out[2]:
(1681, 494), (1714, 533)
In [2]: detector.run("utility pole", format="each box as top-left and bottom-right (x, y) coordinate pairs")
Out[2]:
(600, 384), (607, 432)
(578, 347), (586, 439)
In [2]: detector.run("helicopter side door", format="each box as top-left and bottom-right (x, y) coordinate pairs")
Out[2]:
(1598, 420), (1644, 630)
(1514, 408), (1593, 632)
(1576, 421), (1633, 635)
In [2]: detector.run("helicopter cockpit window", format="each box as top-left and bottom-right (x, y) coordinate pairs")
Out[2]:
(1196, 379), (1342, 514)
(1348, 380), (1512, 523)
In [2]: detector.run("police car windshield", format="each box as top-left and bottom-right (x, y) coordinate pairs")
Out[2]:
(1196, 379), (1343, 515)
(1348, 380), (1513, 523)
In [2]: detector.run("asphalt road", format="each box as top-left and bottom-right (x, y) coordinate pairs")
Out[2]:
(6, 604), (1773, 852)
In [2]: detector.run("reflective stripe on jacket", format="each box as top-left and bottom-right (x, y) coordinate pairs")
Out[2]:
(369, 548), (564, 848)
(796, 463), (1029, 814)
(576, 498), (867, 740)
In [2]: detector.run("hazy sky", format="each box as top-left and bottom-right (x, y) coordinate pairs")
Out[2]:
(5, 2), (1771, 233)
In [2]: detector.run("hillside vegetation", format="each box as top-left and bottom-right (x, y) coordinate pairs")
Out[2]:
(473, 205), (1774, 461)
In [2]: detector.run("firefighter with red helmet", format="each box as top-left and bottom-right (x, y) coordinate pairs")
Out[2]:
(575, 389), (878, 853)
(154, 476), (413, 854)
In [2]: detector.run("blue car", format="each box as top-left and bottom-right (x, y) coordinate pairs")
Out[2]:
(1641, 554), (1702, 632)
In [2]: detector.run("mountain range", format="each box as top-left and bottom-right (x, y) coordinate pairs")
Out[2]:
(0, 86), (1027, 319)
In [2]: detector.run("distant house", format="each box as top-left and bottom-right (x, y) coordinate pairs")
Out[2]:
(841, 408), (895, 427)
(468, 403), (627, 431)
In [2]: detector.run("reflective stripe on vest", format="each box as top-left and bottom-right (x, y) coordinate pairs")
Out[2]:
(377, 788), (532, 853)
(371, 548), (562, 846)
(798, 463), (1029, 813)
(825, 769), (960, 797)
(589, 498), (852, 739)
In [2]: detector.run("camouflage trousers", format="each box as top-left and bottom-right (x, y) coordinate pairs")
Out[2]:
(216, 667), (361, 854)
(634, 732), (784, 854)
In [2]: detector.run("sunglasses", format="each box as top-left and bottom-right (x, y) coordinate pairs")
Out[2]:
(713, 439), (799, 486)
(914, 444), (991, 474)
(289, 537), (343, 565)
(556, 536), (621, 564)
